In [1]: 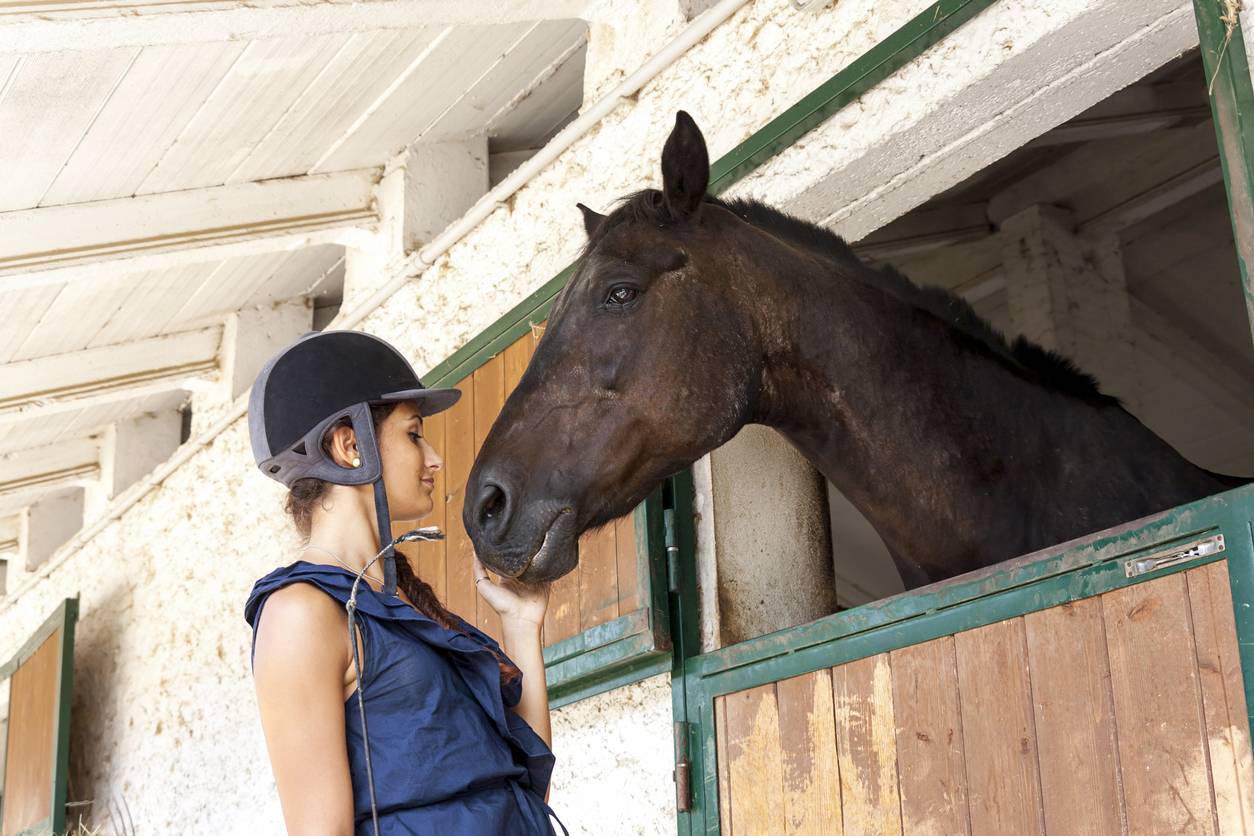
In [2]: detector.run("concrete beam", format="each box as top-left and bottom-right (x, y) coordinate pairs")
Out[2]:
(1024, 79), (1211, 147)
(0, 1), (595, 55)
(0, 328), (221, 427)
(988, 122), (1222, 230)
(11, 490), (83, 576)
(85, 410), (184, 520)
(344, 137), (488, 309)
(0, 170), (377, 291)
(581, 0), (709, 102)
(853, 204), (992, 262)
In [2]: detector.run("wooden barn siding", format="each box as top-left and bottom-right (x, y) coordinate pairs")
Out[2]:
(714, 561), (1254, 835)
(2, 628), (60, 835)
(394, 325), (639, 648)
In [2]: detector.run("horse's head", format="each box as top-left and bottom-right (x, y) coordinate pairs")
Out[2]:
(464, 112), (764, 582)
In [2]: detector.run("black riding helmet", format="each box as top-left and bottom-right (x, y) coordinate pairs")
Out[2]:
(248, 330), (460, 595)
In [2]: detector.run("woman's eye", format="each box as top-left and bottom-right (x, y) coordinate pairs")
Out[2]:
(409, 432), (423, 444)
(605, 286), (638, 306)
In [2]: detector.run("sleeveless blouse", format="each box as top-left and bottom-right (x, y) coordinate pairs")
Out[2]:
(244, 561), (562, 835)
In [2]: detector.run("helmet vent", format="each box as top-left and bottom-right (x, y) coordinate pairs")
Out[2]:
(292, 442), (307, 456)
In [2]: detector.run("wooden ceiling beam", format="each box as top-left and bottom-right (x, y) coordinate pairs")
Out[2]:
(0, 0), (594, 55)
(0, 169), (378, 291)
(0, 328), (220, 427)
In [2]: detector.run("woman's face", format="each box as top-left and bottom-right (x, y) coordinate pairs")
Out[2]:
(377, 401), (443, 521)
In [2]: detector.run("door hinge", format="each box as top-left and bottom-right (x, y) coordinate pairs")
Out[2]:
(673, 720), (692, 812)
(1124, 534), (1225, 578)
(665, 507), (681, 593)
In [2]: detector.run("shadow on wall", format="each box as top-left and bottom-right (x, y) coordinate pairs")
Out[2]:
(66, 579), (134, 832)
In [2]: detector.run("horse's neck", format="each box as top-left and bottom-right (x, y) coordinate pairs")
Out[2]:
(751, 263), (1217, 583)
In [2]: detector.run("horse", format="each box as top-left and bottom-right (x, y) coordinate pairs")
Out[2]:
(463, 111), (1250, 589)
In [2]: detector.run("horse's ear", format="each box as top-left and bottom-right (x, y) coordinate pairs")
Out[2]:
(661, 111), (709, 220)
(577, 202), (605, 238)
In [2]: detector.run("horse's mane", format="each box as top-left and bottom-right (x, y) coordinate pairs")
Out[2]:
(599, 189), (1116, 405)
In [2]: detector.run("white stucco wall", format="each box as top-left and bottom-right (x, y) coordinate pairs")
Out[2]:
(0, 0), (1198, 832)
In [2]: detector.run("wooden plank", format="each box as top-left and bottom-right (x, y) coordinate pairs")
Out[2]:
(776, 669), (843, 835)
(412, 408), (447, 604)
(472, 355), (506, 642)
(890, 637), (969, 836)
(2, 630), (59, 834)
(545, 553), (582, 645)
(578, 523), (618, 631)
(954, 618), (1045, 835)
(832, 653), (902, 835)
(1023, 598), (1125, 836)
(1103, 574), (1217, 835)
(716, 696), (734, 836)
(442, 378), (477, 628)
(615, 512), (640, 615)
(723, 683), (785, 834)
(1187, 561), (1254, 835)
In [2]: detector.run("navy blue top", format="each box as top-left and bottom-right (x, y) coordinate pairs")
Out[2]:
(245, 561), (560, 835)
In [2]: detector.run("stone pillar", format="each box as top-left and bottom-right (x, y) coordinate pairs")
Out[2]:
(15, 489), (83, 575)
(998, 204), (1144, 411)
(344, 136), (489, 310)
(85, 409), (183, 519)
(192, 298), (313, 436)
(700, 425), (835, 647)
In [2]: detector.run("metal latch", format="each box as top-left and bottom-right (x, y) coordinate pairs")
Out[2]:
(1124, 534), (1225, 578)
(674, 721), (692, 812)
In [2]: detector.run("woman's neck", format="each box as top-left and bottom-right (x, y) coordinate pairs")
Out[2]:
(303, 484), (383, 572)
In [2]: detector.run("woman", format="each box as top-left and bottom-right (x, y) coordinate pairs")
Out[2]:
(243, 330), (561, 835)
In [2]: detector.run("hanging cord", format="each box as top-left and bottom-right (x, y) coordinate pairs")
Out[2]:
(344, 526), (445, 836)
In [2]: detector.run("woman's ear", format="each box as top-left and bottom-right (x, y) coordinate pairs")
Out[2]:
(326, 425), (360, 468)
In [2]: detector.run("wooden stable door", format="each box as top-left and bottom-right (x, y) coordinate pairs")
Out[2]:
(394, 325), (641, 650)
(713, 561), (1254, 835)
(1, 599), (76, 836)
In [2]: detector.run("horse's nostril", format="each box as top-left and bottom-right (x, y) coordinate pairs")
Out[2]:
(477, 482), (509, 532)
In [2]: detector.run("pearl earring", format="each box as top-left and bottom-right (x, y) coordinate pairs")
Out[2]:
(351, 457), (361, 468)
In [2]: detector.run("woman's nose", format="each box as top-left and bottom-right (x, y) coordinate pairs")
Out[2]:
(422, 438), (443, 471)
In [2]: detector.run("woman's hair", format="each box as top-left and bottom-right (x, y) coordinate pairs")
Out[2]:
(285, 402), (521, 687)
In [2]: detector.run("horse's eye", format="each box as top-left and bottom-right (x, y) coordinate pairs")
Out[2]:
(605, 286), (638, 306)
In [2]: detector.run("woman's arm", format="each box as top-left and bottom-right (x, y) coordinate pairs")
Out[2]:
(253, 583), (357, 836)
(499, 617), (551, 746)
(472, 558), (552, 745)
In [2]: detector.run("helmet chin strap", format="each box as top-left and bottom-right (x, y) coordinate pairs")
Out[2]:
(372, 478), (398, 596)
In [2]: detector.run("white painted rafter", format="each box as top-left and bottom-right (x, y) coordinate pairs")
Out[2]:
(0, 169), (379, 290)
(0, 0), (594, 55)
(0, 437), (99, 500)
(0, 328), (221, 426)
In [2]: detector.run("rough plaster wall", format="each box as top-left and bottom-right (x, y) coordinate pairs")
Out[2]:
(0, 0), (1130, 831)
(548, 674), (674, 834)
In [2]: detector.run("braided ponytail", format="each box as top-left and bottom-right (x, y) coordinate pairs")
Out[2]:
(286, 402), (521, 689)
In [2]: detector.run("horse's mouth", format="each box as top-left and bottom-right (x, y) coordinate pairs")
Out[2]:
(507, 508), (578, 583)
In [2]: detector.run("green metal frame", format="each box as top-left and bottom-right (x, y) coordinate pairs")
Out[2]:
(0, 597), (78, 836)
(1195, 0), (1254, 342)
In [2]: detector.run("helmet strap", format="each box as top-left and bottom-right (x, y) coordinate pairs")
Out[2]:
(373, 478), (398, 596)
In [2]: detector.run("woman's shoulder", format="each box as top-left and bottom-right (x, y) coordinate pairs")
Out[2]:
(244, 561), (354, 628)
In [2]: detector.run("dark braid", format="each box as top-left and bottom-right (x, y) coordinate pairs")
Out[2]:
(285, 402), (520, 688)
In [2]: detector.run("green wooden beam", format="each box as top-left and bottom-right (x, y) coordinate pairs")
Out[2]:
(1195, 0), (1254, 346)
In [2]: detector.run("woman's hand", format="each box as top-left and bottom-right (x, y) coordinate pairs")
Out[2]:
(473, 557), (550, 627)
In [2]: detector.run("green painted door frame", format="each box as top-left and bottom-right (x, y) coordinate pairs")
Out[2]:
(661, 0), (1254, 832)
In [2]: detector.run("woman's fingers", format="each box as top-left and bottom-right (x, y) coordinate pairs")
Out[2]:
(473, 556), (490, 585)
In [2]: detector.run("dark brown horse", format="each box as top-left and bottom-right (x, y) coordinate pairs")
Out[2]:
(464, 111), (1249, 587)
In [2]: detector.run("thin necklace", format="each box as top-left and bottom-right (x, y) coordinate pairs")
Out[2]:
(302, 544), (384, 585)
